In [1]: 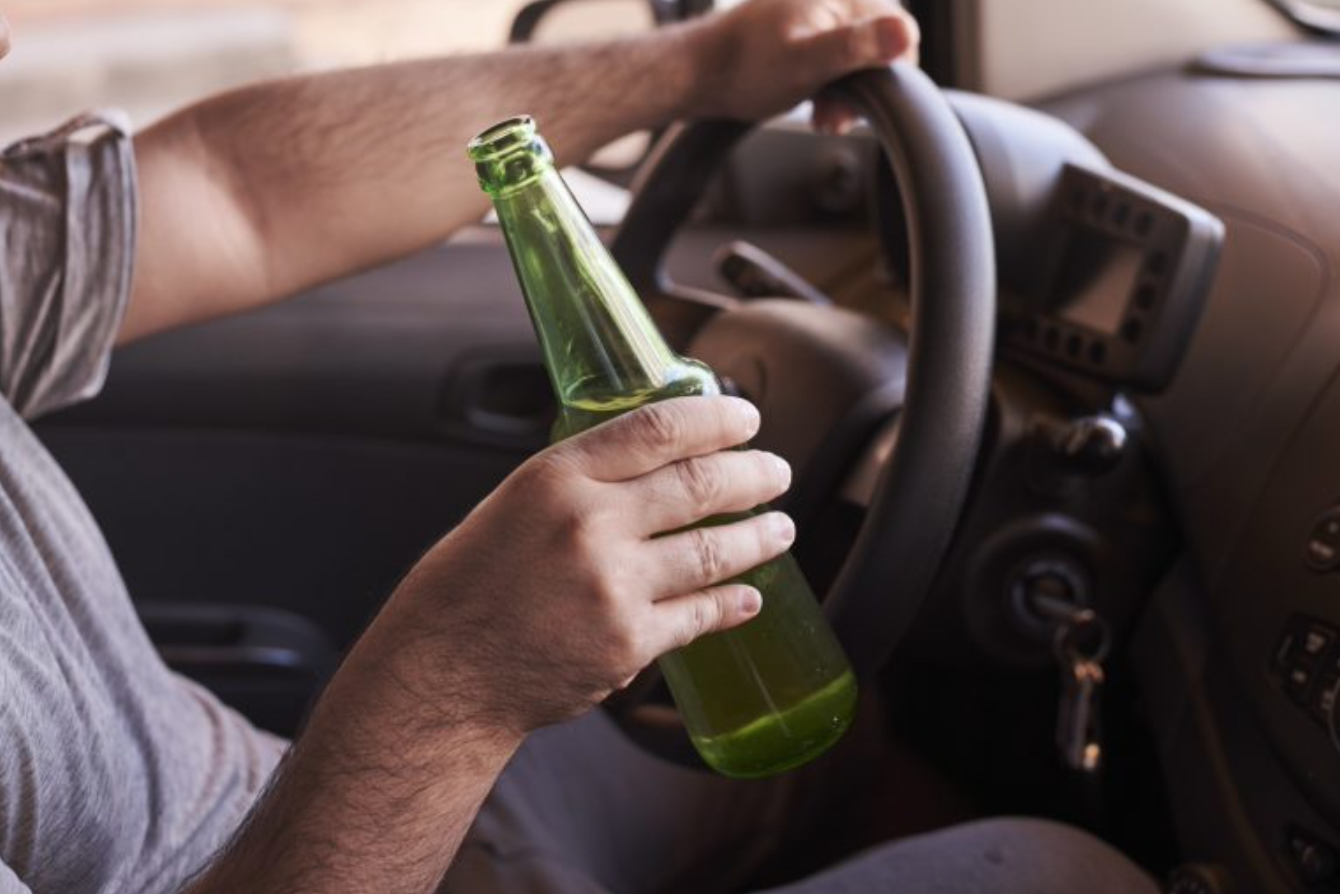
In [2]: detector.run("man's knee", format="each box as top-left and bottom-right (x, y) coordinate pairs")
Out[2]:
(765, 816), (1159, 894)
(892, 817), (1160, 894)
(954, 817), (1159, 894)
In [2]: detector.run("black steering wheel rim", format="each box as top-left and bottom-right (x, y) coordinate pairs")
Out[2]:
(608, 63), (996, 751)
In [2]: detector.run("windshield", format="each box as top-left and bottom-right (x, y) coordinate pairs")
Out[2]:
(0, 0), (533, 144)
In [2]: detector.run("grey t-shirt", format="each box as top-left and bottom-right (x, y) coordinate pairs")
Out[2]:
(0, 114), (285, 894)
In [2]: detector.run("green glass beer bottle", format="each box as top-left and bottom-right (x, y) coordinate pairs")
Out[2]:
(468, 116), (857, 778)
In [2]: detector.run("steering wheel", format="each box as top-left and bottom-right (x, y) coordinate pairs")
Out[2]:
(606, 63), (996, 764)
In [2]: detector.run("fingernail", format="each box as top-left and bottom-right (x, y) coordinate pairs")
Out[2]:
(738, 588), (763, 615)
(769, 453), (792, 489)
(732, 398), (761, 437)
(772, 513), (796, 545)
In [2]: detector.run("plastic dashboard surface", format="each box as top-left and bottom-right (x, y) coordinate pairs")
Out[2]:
(1038, 60), (1340, 887)
(1215, 368), (1340, 826)
(997, 163), (1223, 392)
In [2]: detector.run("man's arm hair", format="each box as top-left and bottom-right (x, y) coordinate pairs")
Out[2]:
(184, 595), (523, 894)
(126, 30), (703, 345)
(124, 0), (917, 345)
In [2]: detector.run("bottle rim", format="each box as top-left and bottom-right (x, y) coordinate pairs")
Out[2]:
(467, 115), (538, 162)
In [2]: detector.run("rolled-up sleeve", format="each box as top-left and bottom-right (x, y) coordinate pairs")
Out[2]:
(0, 860), (30, 893)
(0, 112), (137, 420)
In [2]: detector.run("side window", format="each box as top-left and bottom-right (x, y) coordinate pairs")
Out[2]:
(0, 1), (535, 144)
(1267, 0), (1340, 31)
(507, 0), (658, 177)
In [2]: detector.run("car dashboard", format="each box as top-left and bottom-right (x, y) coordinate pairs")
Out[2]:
(1040, 63), (1340, 890)
(671, 67), (1340, 890)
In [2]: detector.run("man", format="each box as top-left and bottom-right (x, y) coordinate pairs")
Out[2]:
(0, 2), (1161, 892)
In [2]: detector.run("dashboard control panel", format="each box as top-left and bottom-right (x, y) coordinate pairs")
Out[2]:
(1307, 509), (1340, 573)
(1285, 825), (1340, 890)
(1273, 614), (1340, 746)
(999, 164), (1224, 392)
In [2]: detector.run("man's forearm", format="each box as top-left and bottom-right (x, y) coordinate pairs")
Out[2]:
(125, 1), (918, 343)
(186, 590), (523, 894)
(127, 25), (709, 343)
(195, 30), (703, 287)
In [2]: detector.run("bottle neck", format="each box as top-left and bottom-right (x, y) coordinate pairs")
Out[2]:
(490, 165), (688, 411)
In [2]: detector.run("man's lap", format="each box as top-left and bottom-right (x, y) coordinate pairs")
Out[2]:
(441, 710), (798, 894)
(438, 710), (1160, 894)
(757, 819), (1162, 894)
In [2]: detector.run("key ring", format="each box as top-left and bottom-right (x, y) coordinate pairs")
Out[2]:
(1053, 609), (1112, 667)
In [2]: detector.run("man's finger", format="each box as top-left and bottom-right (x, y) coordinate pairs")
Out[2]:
(806, 13), (918, 81)
(622, 449), (791, 537)
(812, 94), (860, 137)
(648, 584), (763, 657)
(560, 396), (760, 482)
(642, 511), (795, 598)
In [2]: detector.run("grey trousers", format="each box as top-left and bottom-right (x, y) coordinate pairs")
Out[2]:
(440, 711), (1161, 894)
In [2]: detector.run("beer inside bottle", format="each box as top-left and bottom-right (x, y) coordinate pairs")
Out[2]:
(468, 116), (857, 778)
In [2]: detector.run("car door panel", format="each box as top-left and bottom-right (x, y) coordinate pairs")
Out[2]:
(38, 236), (545, 649)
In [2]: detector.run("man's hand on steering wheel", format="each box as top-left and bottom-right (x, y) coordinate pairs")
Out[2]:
(689, 0), (920, 133)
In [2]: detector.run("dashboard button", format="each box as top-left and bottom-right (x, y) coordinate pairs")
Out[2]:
(1315, 676), (1338, 726)
(1165, 864), (1233, 893)
(1286, 826), (1339, 887)
(1301, 622), (1336, 661)
(1305, 509), (1340, 571)
(1285, 662), (1315, 704)
(1275, 626), (1302, 671)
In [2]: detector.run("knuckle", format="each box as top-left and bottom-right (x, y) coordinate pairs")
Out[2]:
(607, 611), (651, 673)
(830, 26), (852, 66)
(700, 594), (725, 636)
(676, 457), (723, 512)
(609, 625), (642, 670)
(840, 26), (863, 66)
(633, 403), (683, 453)
(678, 595), (720, 648)
(691, 597), (710, 640)
(520, 451), (577, 500)
(684, 601), (709, 647)
(689, 528), (727, 583)
(568, 507), (609, 564)
(589, 569), (620, 608)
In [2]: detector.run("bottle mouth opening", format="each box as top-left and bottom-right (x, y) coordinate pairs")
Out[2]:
(467, 115), (537, 162)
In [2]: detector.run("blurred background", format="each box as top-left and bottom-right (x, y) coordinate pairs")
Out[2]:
(0, 0), (539, 142)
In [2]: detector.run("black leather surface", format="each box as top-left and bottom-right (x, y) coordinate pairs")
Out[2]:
(822, 66), (996, 677)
